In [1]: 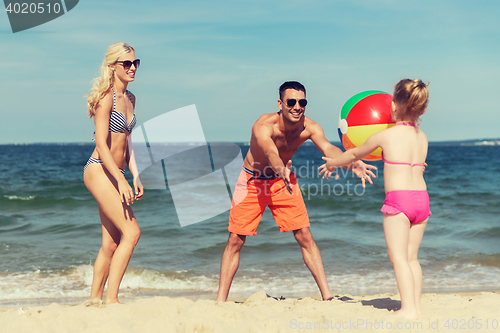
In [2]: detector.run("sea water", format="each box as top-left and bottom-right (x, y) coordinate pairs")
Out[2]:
(0, 142), (499, 307)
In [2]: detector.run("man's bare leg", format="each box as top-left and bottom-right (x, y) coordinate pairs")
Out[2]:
(216, 233), (246, 302)
(293, 228), (333, 300)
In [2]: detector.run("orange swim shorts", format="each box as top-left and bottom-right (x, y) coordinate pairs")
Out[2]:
(228, 167), (310, 236)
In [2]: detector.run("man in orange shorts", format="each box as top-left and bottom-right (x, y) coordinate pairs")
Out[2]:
(215, 81), (376, 302)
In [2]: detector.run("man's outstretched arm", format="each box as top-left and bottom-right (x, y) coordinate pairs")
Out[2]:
(309, 122), (377, 187)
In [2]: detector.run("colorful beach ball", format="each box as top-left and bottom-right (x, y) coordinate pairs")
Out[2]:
(337, 91), (395, 161)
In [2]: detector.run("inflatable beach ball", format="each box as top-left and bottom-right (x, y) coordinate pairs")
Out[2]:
(338, 91), (395, 161)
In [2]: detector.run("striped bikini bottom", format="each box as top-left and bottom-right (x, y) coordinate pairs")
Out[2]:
(83, 157), (125, 175)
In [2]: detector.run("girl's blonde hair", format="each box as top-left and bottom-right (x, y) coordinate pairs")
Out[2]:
(86, 42), (135, 118)
(393, 79), (429, 125)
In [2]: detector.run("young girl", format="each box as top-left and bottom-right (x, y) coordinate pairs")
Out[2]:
(84, 42), (143, 304)
(319, 79), (431, 319)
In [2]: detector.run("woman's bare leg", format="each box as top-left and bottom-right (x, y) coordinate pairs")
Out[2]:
(84, 165), (141, 304)
(89, 208), (121, 300)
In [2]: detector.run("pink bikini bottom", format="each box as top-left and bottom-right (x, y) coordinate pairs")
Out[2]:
(381, 190), (432, 224)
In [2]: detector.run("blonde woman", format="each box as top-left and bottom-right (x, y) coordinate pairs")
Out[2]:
(84, 42), (143, 304)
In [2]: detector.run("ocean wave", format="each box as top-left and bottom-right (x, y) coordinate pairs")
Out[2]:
(457, 227), (500, 239)
(0, 193), (92, 211)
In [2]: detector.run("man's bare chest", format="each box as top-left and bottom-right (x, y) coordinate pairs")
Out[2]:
(273, 134), (306, 155)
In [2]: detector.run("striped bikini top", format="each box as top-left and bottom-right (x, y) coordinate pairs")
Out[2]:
(92, 88), (136, 141)
(381, 122), (425, 167)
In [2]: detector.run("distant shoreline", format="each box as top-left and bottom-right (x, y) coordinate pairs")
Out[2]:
(1, 139), (500, 146)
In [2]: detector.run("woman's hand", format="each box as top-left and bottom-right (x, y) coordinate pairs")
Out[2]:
(118, 178), (135, 205)
(133, 176), (144, 201)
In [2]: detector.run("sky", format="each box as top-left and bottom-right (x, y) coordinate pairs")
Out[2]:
(1, 0), (499, 144)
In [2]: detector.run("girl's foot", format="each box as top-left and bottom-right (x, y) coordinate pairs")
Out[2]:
(391, 309), (418, 320)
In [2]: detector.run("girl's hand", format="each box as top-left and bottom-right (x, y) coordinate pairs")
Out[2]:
(350, 161), (377, 188)
(318, 157), (340, 179)
(133, 176), (144, 200)
(118, 178), (134, 205)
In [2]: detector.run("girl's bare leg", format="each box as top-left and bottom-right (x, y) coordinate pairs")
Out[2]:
(408, 219), (428, 314)
(84, 165), (141, 304)
(383, 213), (418, 320)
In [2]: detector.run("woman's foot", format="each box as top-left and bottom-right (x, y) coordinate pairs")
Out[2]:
(83, 298), (104, 307)
(105, 299), (123, 305)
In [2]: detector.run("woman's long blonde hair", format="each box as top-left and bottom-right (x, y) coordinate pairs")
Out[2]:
(86, 42), (135, 118)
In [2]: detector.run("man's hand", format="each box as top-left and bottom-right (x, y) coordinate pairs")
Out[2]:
(350, 160), (377, 188)
(283, 160), (293, 194)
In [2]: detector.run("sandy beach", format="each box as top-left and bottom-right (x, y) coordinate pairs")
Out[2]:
(0, 290), (498, 333)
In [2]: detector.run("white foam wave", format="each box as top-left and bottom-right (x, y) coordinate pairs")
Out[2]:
(0, 265), (93, 300)
(3, 195), (35, 201)
(424, 263), (500, 290)
(0, 264), (499, 301)
(120, 269), (219, 291)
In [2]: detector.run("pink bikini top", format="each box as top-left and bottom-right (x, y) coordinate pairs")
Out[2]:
(381, 123), (425, 167)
